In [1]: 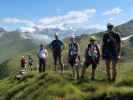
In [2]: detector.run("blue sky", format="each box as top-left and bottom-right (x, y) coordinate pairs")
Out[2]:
(0, 0), (133, 31)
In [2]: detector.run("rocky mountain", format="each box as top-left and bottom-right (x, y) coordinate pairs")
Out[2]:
(115, 20), (133, 37)
(0, 27), (6, 33)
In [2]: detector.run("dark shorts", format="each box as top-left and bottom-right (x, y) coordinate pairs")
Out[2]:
(68, 54), (77, 66)
(84, 57), (98, 69)
(29, 63), (33, 66)
(103, 49), (118, 61)
(53, 52), (61, 60)
(53, 52), (63, 66)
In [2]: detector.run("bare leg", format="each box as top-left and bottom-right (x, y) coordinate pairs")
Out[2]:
(105, 60), (111, 81)
(91, 64), (97, 80)
(81, 63), (87, 78)
(59, 57), (64, 74)
(112, 60), (117, 81)
(54, 56), (57, 72)
(71, 65), (75, 78)
(76, 65), (79, 79)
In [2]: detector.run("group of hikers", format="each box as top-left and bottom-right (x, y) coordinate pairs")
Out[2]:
(20, 23), (121, 82)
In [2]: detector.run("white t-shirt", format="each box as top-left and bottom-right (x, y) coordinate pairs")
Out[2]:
(39, 48), (47, 58)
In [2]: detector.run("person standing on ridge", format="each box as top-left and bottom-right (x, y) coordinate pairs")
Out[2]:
(102, 23), (121, 82)
(28, 55), (33, 71)
(38, 44), (48, 73)
(68, 35), (80, 79)
(20, 56), (27, 71)
(49, 33), (64, 74)
(81, 36), (100, 80)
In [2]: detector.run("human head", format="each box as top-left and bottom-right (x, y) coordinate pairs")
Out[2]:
(70, 35), (76, 42)
(54, 33), (59, 40)
(28, 55), (31, 58)
(107, 23), (114, 32)
(40, 44), (44, 48)
(90, 36), (96, 44)
(22, 56), (25, 59)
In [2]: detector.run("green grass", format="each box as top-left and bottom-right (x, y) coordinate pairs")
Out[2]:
(0, 60), (133, 100)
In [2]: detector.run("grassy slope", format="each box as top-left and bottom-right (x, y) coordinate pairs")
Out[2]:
(0, 60), (133, 100)
(0, 34), (133, 99)
(0, 31), (37, 63)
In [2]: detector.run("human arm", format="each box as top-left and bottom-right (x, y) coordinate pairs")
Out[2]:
(61, 41), (65, 50)
(45, 49), (48, 57)
(116, 33), (121, 59)
(102, 34), (106, 59)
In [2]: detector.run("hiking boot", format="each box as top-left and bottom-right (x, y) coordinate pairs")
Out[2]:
(91, 77), (95, 81)
(107, 78), (112, 82)
(80, 75), (84, 79)
(112, 78), (116, 82)
(60, 71), (64, 75)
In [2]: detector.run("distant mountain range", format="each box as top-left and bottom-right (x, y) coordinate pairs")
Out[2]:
(115, 19), (133, 37)
(0, 27), (102, 43)
(0, 19), (133, 64)
(0, 26), (102, 64)
(0, 31), (38, 63)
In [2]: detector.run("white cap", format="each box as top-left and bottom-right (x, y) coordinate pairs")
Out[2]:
(71, 34), (76, 39)
(55, 33), (59, 36)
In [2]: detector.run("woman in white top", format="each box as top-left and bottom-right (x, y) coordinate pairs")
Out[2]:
(38, 44), (48, 73)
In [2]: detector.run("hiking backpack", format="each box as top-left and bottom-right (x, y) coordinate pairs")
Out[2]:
(69, 43), (78, 56)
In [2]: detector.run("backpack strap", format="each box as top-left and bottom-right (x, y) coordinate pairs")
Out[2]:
(95, 44), (100, 58)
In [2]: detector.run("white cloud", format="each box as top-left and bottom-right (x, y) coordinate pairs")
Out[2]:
(0, 8), (99, 32)
(38, 8), (96, 29)
(0, 18), (34, 26)
(103, 7), (123, 16)
(89, 24), (106, 30)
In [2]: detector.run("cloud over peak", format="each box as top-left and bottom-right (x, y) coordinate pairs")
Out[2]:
(103, 7), (123, 17)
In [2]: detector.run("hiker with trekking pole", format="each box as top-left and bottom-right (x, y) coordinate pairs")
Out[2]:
(49, 33), (65, 74)
(102, 23), (121, 82)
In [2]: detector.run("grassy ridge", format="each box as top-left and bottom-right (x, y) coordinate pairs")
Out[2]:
(0, 60), (133, 100)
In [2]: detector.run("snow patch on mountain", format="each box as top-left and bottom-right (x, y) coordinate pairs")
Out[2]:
(122, 34), (133, 41)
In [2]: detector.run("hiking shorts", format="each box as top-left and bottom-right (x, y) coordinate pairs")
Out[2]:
(68, 54), (77, 66)
(103, 49), (118, 61)
(53, 52), (61, 60)
(52, 52), (63, 66)
(84, 58), (98, 69)
(29, 63), (33, 66)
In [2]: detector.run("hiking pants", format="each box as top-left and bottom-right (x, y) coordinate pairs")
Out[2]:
(39, 58), (46, 72)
